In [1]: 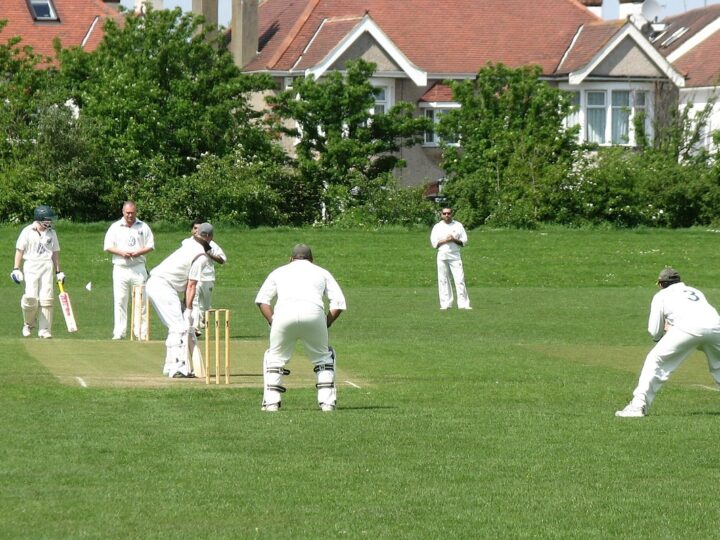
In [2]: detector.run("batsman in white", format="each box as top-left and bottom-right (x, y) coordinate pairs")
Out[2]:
(181, 219), (226, 334)
(145, 223), (213, 378)
(103, 201), (155, 340)
(616, 267), (720, 418)
(430, 207), (471, 310)
(11, 205), (65, 338)
(255, 244), (346, 412)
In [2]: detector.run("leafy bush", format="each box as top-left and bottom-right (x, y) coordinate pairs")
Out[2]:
(330, 175), (437, 228)
(133, 147), (304, 227)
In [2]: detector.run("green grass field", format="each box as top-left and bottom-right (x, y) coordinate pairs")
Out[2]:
(2, 224), (720, 538)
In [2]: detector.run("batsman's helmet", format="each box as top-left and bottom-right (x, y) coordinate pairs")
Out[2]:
(33, 205), (57, 222)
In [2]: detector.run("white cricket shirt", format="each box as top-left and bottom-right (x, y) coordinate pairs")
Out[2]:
(16, 223), (60, 262)
(103, 218), (155, 267)
(150, 240), (210, 293)
(255, 260), (346, 313)
(648, 281), (720, 340)
(430, 219), (468, 260)
(181, 237), (226, 281)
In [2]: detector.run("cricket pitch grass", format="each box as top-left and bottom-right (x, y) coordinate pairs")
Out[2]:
(2, 225), (720, 538)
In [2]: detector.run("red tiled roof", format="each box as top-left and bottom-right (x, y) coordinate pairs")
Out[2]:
(419, 82), (454, 102)
(656, 4), (720, 57)
(294, 16), (363, 70)
(246, 0), (599, 76)
(672, 27), (720, 87)
(0, 0), (121, 60)
(556, 19), (625, 74)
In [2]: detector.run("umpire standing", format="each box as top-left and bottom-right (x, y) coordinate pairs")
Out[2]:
(255, 244), (346, 412)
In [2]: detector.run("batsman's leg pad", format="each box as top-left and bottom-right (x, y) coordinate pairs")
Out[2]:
(38, 298), (54, 334)
(165, 331), (190, 376)
(313, 348), (336, 405)
(262, 353), (289, 407)
(21, 295), (39, 326)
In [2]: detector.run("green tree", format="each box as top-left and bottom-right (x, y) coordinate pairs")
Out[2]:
(267, 59), (429, 223)
(439, 63), (580, 228)
(54, 6), (280, 217)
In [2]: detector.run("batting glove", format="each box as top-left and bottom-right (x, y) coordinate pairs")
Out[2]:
(183, 308), (194, 328)
(56, 271), (66, 284)
(10, 269), (23, 284)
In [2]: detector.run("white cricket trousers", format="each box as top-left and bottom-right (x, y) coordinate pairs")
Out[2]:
(145, 275), (191, 377)
(262, 304), (336, 407)
(437, 256), (470, 309)
(112, 264), (148, 339)
(632, 326), (720, 409)
(191, 280), (213, 330)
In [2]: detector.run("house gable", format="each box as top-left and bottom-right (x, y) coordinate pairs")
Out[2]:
(568, 22), (684, 86)
(329, 32), (401, 74)
(592, 36), (663, 78)
(305, 15), (426, 86)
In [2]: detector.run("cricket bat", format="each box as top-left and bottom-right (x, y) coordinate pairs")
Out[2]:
(58, 281), (78, 333)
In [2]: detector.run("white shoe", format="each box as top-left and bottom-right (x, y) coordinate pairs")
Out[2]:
(320, 403), (336, 412)
(22, 324), (32, 337)
(262, 403), (280, 412)
(615, 402), (647, 417)
(112, 335), (123, 340)
(38, 330), (52, 339)
(459, 306), (473, 310)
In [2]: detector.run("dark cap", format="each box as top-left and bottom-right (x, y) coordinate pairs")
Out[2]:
(658, 267), (681, 283)
(291, 244), (313, 261)
(197, 222), (214, 237)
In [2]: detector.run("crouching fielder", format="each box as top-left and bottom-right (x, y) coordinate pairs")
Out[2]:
(616, 267), (720, 417)
(145, 223), (213, 378)
(255, 244), (346, 412)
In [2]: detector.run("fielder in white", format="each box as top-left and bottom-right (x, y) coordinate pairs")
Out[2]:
(255, 244), (346, 412)
(145, 223), (213, 378)
(616, 267), (720, 418)
(11, 205), (65, 338)
(181, 219), (226, 334)
(430, 207), (471, 310)
(104, 201), (155, 340)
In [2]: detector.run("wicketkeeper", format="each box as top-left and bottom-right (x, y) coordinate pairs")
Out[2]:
(11, 205), (65, 339)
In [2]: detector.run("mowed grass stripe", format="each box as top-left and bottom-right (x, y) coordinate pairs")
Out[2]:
(24, 339), (369, 390)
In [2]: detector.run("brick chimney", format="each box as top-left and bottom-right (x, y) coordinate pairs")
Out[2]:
(579, 0), (603, 18)
(192, 0), (218, 27)
(231, 0), (259, 68)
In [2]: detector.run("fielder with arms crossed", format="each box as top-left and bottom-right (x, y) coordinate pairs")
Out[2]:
(616, 267), (720, 417)
(104, 201), (155, 340)
(255, 244), (346, 412)
(11, 205), (65, 338)
(145, 223), (213, 378)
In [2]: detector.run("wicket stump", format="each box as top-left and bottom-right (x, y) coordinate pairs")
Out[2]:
(204, 309), (230, 384)
(130, 284), (150, 342)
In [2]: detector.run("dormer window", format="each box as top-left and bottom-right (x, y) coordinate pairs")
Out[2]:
(27, 0), (59, 21)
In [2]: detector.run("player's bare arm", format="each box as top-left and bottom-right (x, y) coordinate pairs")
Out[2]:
(326, 309), (343, 328)
(185, 279), (198, 311)
(257, 303), (274, 325)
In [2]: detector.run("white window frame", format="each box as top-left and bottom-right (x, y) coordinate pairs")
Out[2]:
(27, 0), (59, 21)
(560, 82), (654, 147)
(369, 78), (394, 116)
(419, 101), (460, 147)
